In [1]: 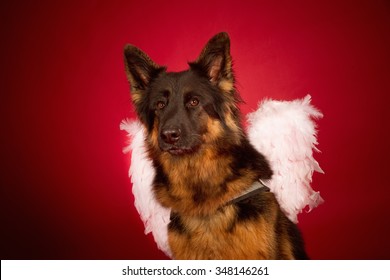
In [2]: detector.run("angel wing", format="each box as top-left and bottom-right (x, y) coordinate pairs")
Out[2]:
(247, 95), (324, 223)
(120, 94), (323, 257)
(120, 120), (172, 257)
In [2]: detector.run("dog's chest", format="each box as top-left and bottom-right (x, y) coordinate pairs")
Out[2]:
(184, 206), (236, 233)
(169, 206), (238, 256)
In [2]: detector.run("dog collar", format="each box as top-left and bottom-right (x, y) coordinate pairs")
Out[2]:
(226, 179), (270, 205)
(169, 180), (270, 220)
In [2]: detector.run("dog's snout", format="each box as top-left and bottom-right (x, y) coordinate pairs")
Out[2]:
(161, 128), (181, 144)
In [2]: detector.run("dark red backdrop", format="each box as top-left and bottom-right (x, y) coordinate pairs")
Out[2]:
(1, 0), (389, 260)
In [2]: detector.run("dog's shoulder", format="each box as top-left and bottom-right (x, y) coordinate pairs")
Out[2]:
(233, 189), (278, 222)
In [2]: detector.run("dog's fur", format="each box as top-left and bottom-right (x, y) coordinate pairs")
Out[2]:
(124, 32), (308, 259)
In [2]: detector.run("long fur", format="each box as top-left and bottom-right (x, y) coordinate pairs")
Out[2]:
(120, 95), (323, 257)
(121, 32), (323, 259)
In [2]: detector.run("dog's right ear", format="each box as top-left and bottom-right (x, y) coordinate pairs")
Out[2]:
(124, 45), (165, 104)
(189, 32), (234, 92)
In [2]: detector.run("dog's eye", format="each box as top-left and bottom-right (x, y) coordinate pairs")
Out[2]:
(189, 98), (199, 107)
(156, 101), (166, 109)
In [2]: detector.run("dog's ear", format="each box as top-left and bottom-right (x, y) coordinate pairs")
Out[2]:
(124, 45), (165, 103)
(189, 32), (234, 90)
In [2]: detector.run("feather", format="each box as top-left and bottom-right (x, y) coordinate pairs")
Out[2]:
(247, 95), (324, 223)
(120, 95), (324, 256)
(120, 119), (172, 257)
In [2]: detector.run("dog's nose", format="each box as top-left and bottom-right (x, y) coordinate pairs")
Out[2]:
(161, 128), (181, 144)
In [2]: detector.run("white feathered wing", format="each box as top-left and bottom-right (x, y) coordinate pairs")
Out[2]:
(120, 120), (172, 257)
(120, 94), (323, 257)
(247, 95), (324, 223)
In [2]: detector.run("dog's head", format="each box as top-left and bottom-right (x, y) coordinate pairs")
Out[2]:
(124, 33), (243, 155)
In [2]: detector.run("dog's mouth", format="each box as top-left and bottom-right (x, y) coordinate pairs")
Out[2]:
(167, 147), (188, 155)
(158, 132), (203, 156)
(166, 146), (197, 156)
(160, 143), (201, 156)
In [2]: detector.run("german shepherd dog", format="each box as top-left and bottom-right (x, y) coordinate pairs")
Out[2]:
(124, 32), (308, 259)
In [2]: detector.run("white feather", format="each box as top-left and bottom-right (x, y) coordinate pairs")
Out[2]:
(120, 95), (324, 256)
(247, 95), (324, 223)
(120, 119), (172, 257)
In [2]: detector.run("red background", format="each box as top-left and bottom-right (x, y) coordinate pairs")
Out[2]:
(1, 0), (389, 259)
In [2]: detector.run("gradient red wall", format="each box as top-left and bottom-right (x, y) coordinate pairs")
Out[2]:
(1, 0), (389, 259)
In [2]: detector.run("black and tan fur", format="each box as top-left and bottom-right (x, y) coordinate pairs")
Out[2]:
(124, 32), (308, 259)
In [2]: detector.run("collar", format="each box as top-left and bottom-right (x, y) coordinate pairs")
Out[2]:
(170, 180), (270, 220)
(226, 179), (270, 206)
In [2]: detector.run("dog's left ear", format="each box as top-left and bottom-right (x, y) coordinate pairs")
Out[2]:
(124, 45), (166, 105)
(189, 32), (234, 89)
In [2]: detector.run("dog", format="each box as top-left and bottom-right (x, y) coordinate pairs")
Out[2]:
(123, 32), (308, 259)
